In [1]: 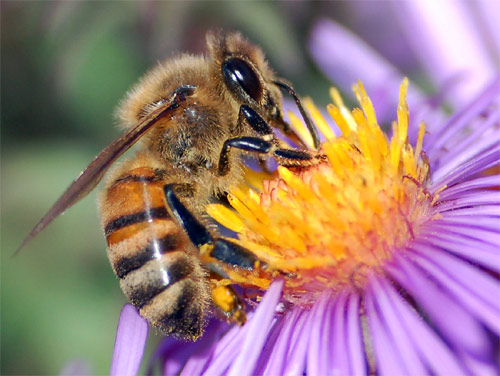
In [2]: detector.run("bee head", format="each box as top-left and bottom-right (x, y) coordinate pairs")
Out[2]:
(207, 31), (284, 124)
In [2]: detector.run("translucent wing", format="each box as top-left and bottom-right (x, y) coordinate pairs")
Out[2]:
(17, 85), (196, 253)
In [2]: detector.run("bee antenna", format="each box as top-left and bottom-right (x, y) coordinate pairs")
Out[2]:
(273, 80), (320, 150)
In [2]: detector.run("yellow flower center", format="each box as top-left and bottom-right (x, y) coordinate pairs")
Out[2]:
(207, 79), (437, 307)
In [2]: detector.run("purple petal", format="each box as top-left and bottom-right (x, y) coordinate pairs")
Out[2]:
(428, 215), (500, 234)
(283, 308), (311, 375)
(425, 221), (500, 248)
(430, 146), (500, 193)
(438, 206), (500, 217)
(253, 316), (286, 375)
(381, 261), (468, 374)
(158, 320), (227, 375)
(431, 107), (500, 177)
(386, 255), (490, 361)
(414, 244), (500, 310)
(308, 18), (426, 123)
(330, 291), (350, 374)
(433, 134), (500, 186)
(110, 304), (148, 376)
(368, 275), (428, 374)
(346, 292), (367, 375)
(227, 280), (284, 376)
(320, 294), (337, 372)
(365, 282), (407, 375)
(407, 249), (500, 336)
(386, 259), (498, 375)
(179, 320), (226, 376)
(306, 291), (333, 375)
(162, 340), (197, 376)
(438, 175), (500, 201)
(420, 232), (500, 274)
(435, 191), (500, 212)
(426, 76), (500, 153)
(146, 336), (176, 375)
(475, 0), (500, 58)
(458, 353), (500, 376)
(201, 317), (249, 374)
(394, 1), (497, 108)
(262, 307), (301, 375)
(432, 137), (500, 186)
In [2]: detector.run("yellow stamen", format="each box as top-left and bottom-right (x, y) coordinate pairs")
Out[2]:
(231, 186), (269, 225)
(243, 168), (271, 191)
(353, 80), (377, 127)
(327, 104), (351, 137)
(414, 122), (426, 162)
(304, 98), (336, 141)
(329, 87), (358, 132)
(206, 204), (245, 233)
(288, 111), (315, 149)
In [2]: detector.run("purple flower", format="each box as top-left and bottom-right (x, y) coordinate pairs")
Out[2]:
(111, 76), (500, 374)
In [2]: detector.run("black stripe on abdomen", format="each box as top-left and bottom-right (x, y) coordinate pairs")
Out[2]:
(127, 258), (194, 309)
(114, 234), (181, 279)
(156, 283), (205, 338)
(105, 207), (169, 236)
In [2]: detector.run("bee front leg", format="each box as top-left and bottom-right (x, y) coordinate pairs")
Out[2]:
(237, 104), (273, 136)
(218, 136), (321, 176)
(221, 104), (324, 176)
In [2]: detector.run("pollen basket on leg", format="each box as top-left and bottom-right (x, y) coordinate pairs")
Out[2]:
(208, 80), (435, 307)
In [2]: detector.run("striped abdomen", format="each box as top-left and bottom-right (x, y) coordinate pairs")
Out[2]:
(100, 165), (210, 340)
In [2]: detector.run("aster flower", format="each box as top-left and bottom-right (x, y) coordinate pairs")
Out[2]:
(110, 76), (500, 375)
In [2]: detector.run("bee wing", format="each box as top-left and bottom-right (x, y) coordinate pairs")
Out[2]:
(17, 85), (196, 254)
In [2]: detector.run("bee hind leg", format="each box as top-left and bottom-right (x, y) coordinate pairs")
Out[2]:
(208, 269), (247, 326)
(164, 184), (262, 324)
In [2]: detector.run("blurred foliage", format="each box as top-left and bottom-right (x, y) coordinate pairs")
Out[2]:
(1, 1), (424, 375)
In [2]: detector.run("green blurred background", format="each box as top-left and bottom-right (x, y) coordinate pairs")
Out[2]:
(1, 2), (347, 374)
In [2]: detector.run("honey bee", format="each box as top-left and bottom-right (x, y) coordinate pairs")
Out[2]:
(19, 31), (322, 340)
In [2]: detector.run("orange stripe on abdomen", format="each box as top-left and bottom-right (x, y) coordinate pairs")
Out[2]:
(103, 170), (167, 223)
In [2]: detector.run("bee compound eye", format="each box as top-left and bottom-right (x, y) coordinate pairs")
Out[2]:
(222, 58), (262, 102)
